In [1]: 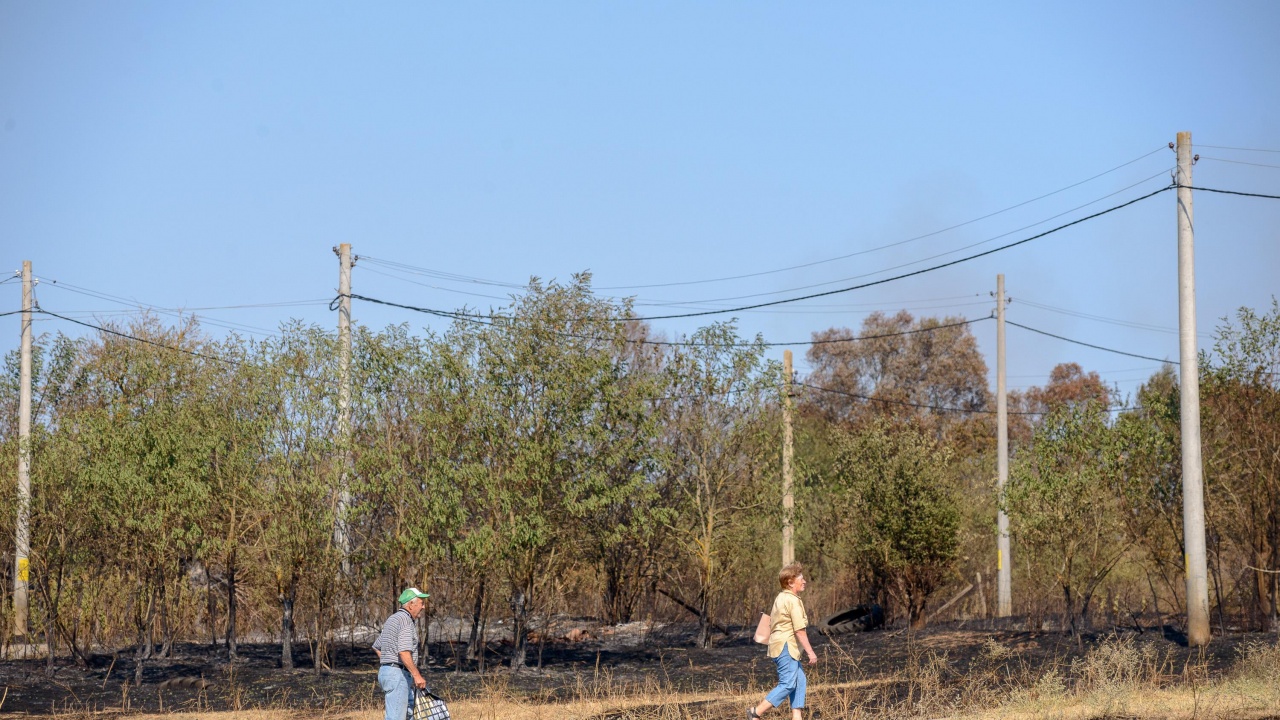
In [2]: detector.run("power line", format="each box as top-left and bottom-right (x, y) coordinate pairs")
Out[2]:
(354, 185), (1171, 325)
(364, 165), (1173, 305)
(1187, 185), (1280, 200)
(359, 256), (528, 290)
(1199, 156), (1280, 171)
(359, 264), (517, 303)
(1005, 320), (1177, 365)
(799, 381), (1135, 416)
(799, 381), (1005, 414)
(339, 291), (992, 348)
(360, 146), (1172, 294)
(590, 146), (1170, 291)
(36, 309), (325, 383)
(1197, 144), (1280, 154)
(610, 184), (1175, 321)
(42, 279), (285, 337)
(367, 254), (992, 316)
(639, 168), (1174, 308)
(40, 309), (247, 368)
(1014, 298), (1212, 339)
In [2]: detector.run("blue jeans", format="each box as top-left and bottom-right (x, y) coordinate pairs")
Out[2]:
(378, 665), (415, 720)
(765, 652), (807, 710)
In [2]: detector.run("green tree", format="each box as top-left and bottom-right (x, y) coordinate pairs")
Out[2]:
(1201, 299), (1280, 629)
(814, 420), (959, 628)
(256, 323), (343, 671)
(464, 275), (645, 669)
(72, 317), (214, 682)
(1007, 402), (1129, 637)
(660, 322), (776, 648)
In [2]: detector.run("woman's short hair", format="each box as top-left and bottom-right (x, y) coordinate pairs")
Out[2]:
(778, 562), (804, 590)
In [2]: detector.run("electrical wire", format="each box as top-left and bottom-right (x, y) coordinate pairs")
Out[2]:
(1199, 156), (1280, 171)
(40, 309), (247, 368)
(639, 169), (1175, 308)
(41, 279), (291, 337)
(1186, 186), (1280, 200)
(367, 254), (991, 316)
(359, 264), (518, 303)
(362, 165), (1174, 305)
(346, 185), (1172, 325)
(1005, 320), (1177, 365)
(799, 381), (1135, 415)
(592, 184), (1176, 321)
(337, 291), (993, 348)
(1013, 298), (1212, 338)
(1197, 145), (1280, 154)
(359, 257), (528, 290)
(591, 146), (1170, 290)
(36, 308), (325, 383)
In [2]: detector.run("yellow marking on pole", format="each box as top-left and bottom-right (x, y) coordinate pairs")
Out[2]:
(17, 557), (28, 582)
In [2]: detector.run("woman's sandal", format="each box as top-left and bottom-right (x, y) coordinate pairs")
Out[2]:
(747, 709), (761, 719)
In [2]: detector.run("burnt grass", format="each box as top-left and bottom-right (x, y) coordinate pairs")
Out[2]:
(1, 620), (1274, 717)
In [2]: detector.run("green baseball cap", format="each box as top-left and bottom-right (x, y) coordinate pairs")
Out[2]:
(398, 587), (430, 604)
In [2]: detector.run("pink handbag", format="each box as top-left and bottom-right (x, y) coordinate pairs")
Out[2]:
(753, 611), (772, 644)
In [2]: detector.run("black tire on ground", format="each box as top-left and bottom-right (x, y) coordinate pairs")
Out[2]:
(819, 604), (884, 635)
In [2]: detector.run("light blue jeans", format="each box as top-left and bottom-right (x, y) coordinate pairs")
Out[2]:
(378, 665), (415, 720)
(765, 651), (807, 710)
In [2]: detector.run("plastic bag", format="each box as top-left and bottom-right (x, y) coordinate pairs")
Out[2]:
(412, 688), (451, 720)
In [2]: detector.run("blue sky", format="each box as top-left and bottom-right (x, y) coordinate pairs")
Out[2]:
(2, 2), (1278, 401)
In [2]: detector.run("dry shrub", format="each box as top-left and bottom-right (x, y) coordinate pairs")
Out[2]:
(1072, 635), (1168, 692)
(1231, 639), (1280, 685)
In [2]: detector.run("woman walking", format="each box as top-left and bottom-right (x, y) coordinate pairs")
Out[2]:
(750, 562), (817, 719)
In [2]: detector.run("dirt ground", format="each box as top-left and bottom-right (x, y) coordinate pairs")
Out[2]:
(1, 618), (1275, 717)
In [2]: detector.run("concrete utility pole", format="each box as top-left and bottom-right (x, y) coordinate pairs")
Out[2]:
(781, 350), (795, 567)
(1176, 131), (1211, 647)
(14, 261), (32, 639)
(334, 244), (353, 565)
(996, 274), (1011, 618)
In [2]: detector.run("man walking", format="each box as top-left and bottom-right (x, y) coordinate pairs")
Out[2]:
(373, 587), (429, 720)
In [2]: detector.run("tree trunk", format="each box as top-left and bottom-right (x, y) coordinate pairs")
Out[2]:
(43, 570), (60, 675)
(604, 561), (626, 625)
(417, 609), (431, 668)
(280, 585), (295, 670)
(206, 564), (218, 648)
(1062, 582), (1081, 648)
(696, 591), (711, 649)
(158, 578), (172, 658)
(509, 586), (528, 672)
(467, 579), (486, 662)
(134, 585), (157, 686)
(226, 555), (238, 662)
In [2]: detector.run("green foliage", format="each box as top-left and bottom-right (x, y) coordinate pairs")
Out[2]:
(5, 292), (1280, 667)
(1007, 401), (1128, 634)
(815, 420), (960, 627)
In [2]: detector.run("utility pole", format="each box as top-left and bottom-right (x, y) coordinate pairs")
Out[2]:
(1176, 131), (1211, 647)
(781, 350), (795, 567)
(14, 261), (32, 639)
(996, 274), (1011, 618)
(334, 244), (353, 567)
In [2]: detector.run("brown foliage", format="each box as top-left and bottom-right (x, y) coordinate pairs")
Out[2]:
(804, 311), (990, 429)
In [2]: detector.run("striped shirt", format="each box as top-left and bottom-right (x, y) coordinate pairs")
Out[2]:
(373, 608), (418, 667)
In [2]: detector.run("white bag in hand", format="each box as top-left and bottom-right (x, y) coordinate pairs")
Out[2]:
(412, 688), (450, 720)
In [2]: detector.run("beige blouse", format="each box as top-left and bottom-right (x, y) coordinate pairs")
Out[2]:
(767, 589), (808, 660)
